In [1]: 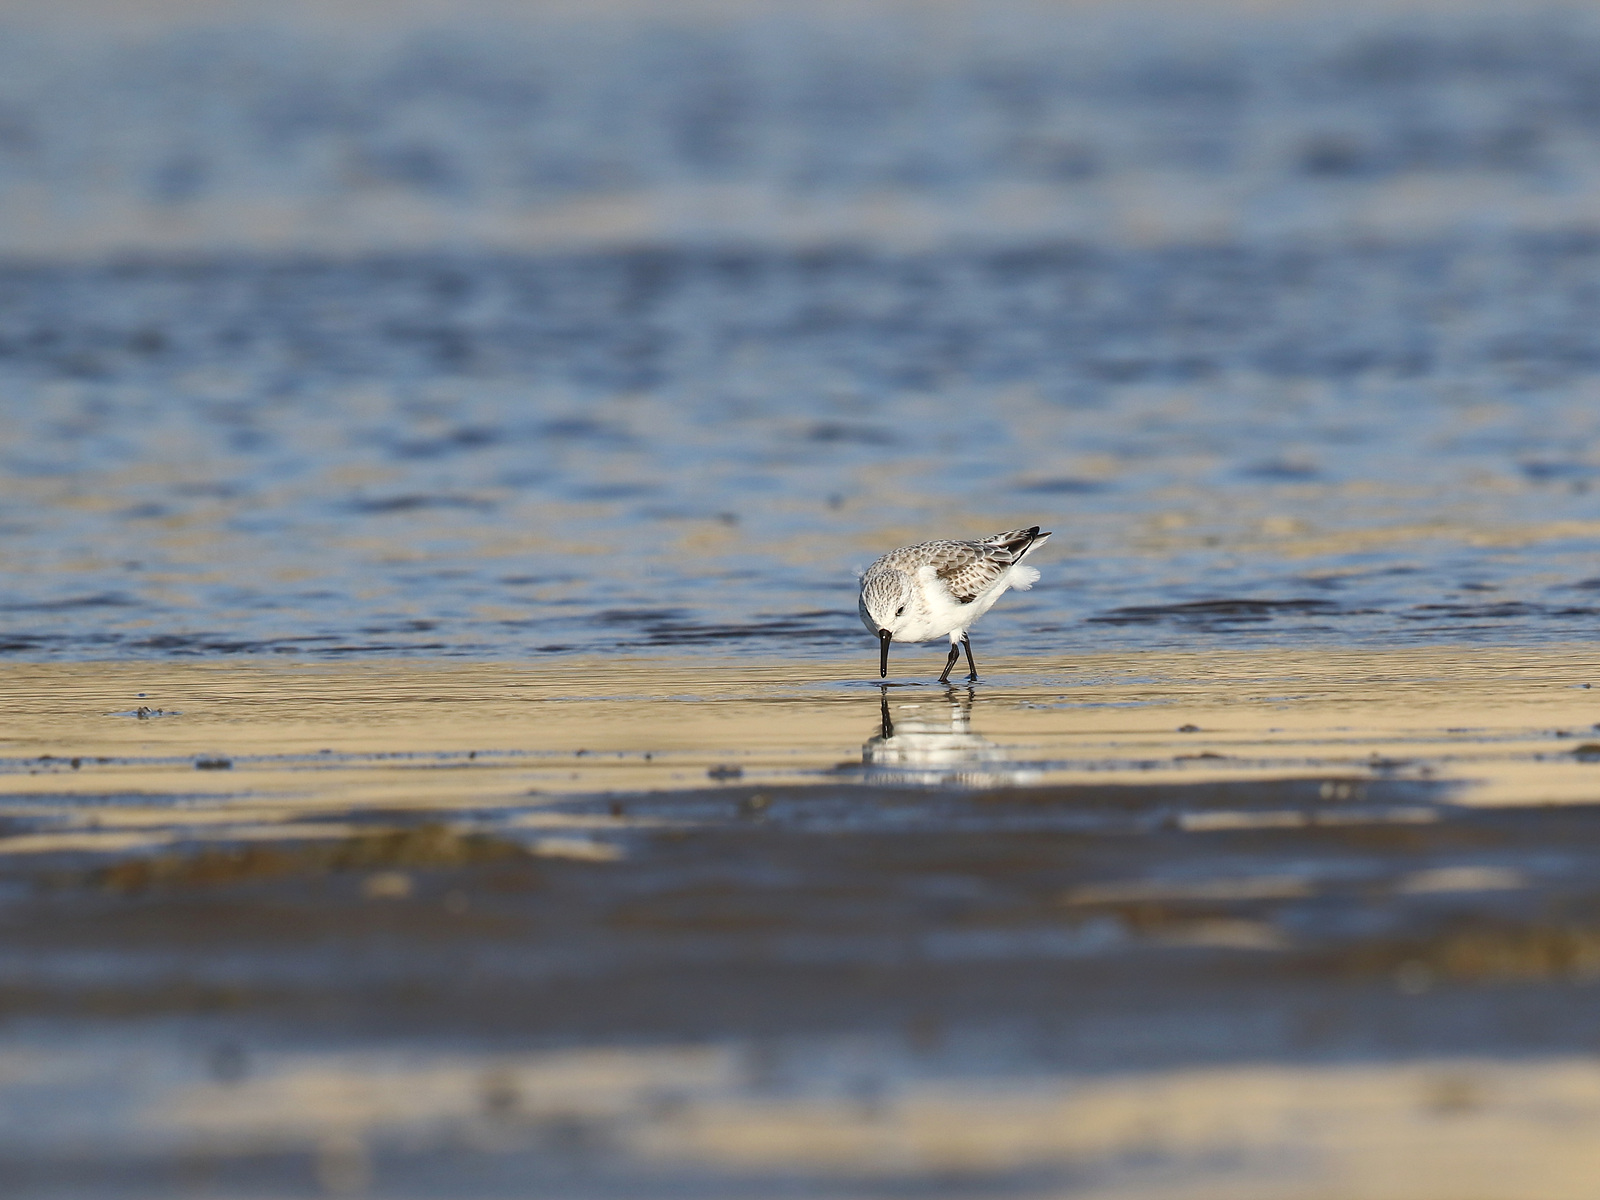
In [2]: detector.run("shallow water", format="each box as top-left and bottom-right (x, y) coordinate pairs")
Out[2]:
(4, 3), (1600, 659)
(8, 243), (1600, 661)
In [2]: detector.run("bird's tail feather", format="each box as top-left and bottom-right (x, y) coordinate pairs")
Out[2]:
(987, 527), (1052, 562)
(1016, 531), (1051, 562)
(1009, 565), (1041, 590)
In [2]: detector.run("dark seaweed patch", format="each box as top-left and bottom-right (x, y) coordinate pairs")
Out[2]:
(596, 609), (687, 625)
(1238, 459), (1320, 481)
(389, 426), (503, 459)
(537, 417), (629, 443)
(523, 604), (859, 647)
(804, 422), (897, 446)
(1089, 598), (1349, 626)
(0, 594), (137, 612)
(1322, 918), (1600, 984)
(570, 483), (659, 501)
(92, 823), (530, 893)
(125, 634), (448, 655)
(1012, 477), (1109, 494)
(624, 614), (858, 646)
(1520, 460), (1600, 482)
(343, 494), (496, 513)
(1401, 602), (1600, 620)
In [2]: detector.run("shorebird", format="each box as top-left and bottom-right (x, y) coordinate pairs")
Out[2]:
(858, 526), (1052, 683)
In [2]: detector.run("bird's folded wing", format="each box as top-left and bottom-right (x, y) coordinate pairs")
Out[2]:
(927, 541), (1015, 604)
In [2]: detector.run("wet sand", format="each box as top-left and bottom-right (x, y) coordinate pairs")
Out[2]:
(7, 647), (1600, 1196)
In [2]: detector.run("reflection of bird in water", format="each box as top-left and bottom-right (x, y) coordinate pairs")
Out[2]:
(861, 687), (1038, 787)
(858, 525), (1052, 683)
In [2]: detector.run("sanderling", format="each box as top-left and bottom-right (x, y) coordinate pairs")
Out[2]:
(858, 526), (1052, 682)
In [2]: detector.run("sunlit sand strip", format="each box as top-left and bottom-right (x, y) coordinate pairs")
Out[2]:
(0, 647), (1597, 854)
(6, 164), (1600, 258)
(4, 1038), (1597, 1199)
(0, 830), (173, 855)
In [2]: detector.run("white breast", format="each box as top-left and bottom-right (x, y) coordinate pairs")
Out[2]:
(898, 562), (1036, 643)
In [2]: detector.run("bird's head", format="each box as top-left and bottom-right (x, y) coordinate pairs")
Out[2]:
(859, 568), (916, 640)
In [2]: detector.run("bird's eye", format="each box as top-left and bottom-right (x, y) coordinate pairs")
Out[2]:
(894, 606), (905, 617)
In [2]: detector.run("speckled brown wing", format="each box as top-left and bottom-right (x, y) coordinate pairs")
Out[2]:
(921, 540), (1014, 604)
(872, 526), (1045, 604)
(875, 541), (986, 581)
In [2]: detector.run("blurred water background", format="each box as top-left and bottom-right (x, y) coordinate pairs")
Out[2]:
(4, 0), (1600, 660)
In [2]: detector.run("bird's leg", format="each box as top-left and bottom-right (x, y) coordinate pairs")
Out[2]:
(962, 635), (978, 682)
(938, 640), (961, 684)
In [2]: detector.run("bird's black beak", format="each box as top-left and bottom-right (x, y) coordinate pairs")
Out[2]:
(878, 629), (892, 678)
